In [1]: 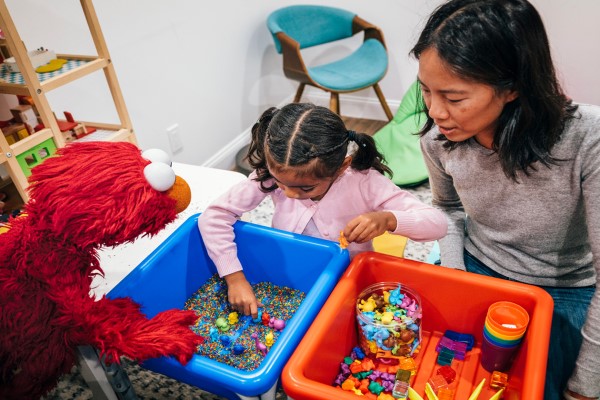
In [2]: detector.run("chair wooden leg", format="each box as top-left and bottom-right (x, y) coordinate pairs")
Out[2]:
(294, 83), (306, 102)
(373, 83), (394, 121)
(330, 92), (340, 115)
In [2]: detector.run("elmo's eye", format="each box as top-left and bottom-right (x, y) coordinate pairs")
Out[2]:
(144, 162), (175, 191)
(141, 148), (172, 166)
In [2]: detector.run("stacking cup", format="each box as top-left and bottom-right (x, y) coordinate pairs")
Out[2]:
(481, 301), (529, 372)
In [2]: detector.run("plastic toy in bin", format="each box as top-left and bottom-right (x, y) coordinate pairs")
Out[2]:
(356, 282), (422, 359)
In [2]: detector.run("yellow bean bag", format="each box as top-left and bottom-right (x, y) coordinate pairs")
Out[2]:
(373, 231), (407, 258)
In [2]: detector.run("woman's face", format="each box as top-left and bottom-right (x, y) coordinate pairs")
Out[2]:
(418, 48), (517, 149)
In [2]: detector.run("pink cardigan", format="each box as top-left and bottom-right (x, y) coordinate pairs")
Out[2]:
(198, 168), (447, 277)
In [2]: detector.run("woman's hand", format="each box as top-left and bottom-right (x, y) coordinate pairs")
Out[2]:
(344, 211), (397, 244)
(224, 271), (263, 319)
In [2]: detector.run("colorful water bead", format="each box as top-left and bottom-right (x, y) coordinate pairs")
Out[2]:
(184, 274), (305, 371)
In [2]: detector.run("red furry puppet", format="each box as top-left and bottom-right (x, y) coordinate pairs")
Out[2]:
(0, 141), (204, 400)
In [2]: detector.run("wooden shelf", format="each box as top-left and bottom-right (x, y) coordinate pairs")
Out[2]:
(0, 0), (137, 202)
(75, 127), (134, 143)
(0, 55), (110, 95)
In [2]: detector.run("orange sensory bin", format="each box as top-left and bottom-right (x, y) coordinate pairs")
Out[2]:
(282, 252), (554, 400)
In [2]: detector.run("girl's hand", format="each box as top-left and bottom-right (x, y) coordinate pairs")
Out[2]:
(224, 271), (263, 319)
(344, 211), (397, 244)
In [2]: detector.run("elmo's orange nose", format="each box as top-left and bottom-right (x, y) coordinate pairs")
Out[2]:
(166, 175), (191, 213)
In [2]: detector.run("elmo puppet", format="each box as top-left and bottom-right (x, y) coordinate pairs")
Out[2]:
(0, 141), (204, 400)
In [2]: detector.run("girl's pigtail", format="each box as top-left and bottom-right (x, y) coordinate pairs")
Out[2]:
(350, 131), (393, 177)
(247, 107), (277, 171)
(247, 107), (279, 191)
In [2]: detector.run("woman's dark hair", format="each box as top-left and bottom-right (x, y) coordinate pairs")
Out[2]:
(411, 0), (578, 180)
(246, 103), (392, 192)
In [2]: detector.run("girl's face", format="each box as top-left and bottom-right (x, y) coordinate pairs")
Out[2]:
(418, 48), (517, 149)
(268, 157), (351, 201)
(269, 168), (336, 201)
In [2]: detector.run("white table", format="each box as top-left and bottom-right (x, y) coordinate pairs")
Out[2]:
(91, 163), (246, 298)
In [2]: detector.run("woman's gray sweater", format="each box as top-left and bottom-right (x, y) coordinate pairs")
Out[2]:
(420, 104), (600, 396)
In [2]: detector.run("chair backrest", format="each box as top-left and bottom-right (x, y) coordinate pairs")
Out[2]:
(267, 5), (356, 53)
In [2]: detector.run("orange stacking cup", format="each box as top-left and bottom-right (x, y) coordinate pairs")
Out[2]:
(485, 301), (529, 336)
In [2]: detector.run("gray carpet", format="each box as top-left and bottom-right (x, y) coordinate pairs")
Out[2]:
(45, 358), (228, 400)
(46, 182), (433, 400)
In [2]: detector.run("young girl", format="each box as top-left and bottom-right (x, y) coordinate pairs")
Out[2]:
(198, 103), (447, 319)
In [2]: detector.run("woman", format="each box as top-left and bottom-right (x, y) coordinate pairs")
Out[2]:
(412, 0), (600, 399)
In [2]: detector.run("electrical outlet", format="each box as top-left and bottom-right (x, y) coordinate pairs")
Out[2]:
(167, 124), (183, 153)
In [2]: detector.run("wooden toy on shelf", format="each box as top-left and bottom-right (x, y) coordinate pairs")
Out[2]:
(35, 111), (97, 142)
(35, 58), (67, 73)
(10, 104), (38, 134)
(2, 122), (27, 144)
(2, 47), (56, 73)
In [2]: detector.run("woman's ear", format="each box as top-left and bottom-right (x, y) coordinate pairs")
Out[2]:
(505, 89), (519, 103)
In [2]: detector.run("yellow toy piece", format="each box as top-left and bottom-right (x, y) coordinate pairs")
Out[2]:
(408, 387), (425, 400)
(227, 311), (239, 325)
(368, 341), (378, 354)
(383, 290), (391, 304)
(381, 311), (394, 324)
(35, 58), (67, 73)
(489, 388), (505, 400)
(425, 382), (439, 400)
(265, 331), (274, 348)
(358, 297), (377, 312)
(468, 378), (486, 400)
(409, 378), (499, 400)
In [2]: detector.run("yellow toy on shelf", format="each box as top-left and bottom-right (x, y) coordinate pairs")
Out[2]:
(35, 58), (67, 73)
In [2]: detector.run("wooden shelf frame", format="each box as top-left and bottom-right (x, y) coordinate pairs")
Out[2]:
(0, 0), (137, 203)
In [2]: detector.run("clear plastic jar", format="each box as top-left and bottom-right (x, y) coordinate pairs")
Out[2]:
(356, 282), (422, 359)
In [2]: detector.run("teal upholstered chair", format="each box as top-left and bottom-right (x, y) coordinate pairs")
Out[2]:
(267, 5), (393, 120)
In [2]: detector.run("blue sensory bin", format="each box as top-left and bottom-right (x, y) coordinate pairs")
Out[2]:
(108, 213), (350, 400)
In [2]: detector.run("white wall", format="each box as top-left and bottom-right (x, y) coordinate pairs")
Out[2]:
(5, 0), (600, 169)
